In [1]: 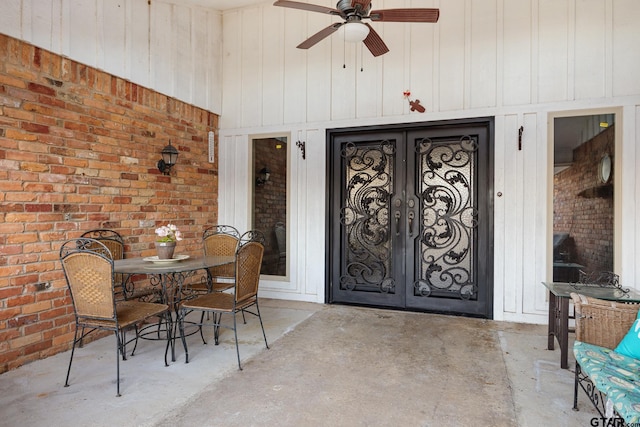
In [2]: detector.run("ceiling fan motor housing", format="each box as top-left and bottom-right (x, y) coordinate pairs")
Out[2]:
(337, 0), (371, 18)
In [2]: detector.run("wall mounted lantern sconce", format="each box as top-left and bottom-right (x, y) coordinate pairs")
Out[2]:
(157, 140), (179, 175)
(256, 167), (271, 186)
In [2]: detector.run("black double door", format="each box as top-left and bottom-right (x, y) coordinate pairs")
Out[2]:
(327, 119), (494, 318)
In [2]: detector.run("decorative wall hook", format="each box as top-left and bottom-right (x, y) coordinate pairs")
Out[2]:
(296, 140), (306, 160)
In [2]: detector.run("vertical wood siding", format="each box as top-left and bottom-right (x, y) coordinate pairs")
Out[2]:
(2, 0), (640, 322)
(0, 0), (223, 113)
(217, 0), (640, 322)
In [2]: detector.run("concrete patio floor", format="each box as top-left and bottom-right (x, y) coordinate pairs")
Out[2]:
(0, 299), (598, 426)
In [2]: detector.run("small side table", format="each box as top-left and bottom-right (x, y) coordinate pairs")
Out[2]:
(541, 281), (640, 369)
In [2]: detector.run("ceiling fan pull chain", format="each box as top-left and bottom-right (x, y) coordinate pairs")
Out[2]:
(343, 37), (346, 68)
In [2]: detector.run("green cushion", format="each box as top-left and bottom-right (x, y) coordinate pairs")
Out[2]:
(575, 341), (640, 424)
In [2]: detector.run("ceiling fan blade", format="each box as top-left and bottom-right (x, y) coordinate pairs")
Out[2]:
(297, 23), (343, 49)
(273, 1), (340, 16)
(363, 24), (389, 57)
(369, 8), (440, 23)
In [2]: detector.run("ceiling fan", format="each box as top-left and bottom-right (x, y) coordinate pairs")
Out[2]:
(273, 0), (439, 57)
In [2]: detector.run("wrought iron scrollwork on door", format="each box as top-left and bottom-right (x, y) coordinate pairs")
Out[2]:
(414, 136), (479, 300)
(339, 141), (395, 294)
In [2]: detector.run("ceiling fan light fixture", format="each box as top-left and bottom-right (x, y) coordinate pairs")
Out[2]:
(343, 22), (370, 43)
(274, 1), (439, 56)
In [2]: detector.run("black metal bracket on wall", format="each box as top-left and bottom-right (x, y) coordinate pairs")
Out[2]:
(296, 140), (306, 160)
(518, 126), (523, 151)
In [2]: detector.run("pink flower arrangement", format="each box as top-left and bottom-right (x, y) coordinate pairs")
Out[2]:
(155, 224), (183, 243)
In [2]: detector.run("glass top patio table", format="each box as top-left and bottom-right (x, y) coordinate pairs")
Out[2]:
(542, 281), (640, 301)
(114, 255), (235, 275)
(114, 255), (235, 361)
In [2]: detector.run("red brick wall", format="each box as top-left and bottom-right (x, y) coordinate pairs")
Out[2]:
(0, 34), (219, 373)
(553, 125), (614, 272)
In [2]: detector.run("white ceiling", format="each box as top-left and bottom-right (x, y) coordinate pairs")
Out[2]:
(170, 0), (269, 10)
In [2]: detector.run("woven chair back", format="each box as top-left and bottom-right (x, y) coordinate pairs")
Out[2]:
(203, 226), (240, 279)
(81, 229), (127, 299)
(81, 229), (124, 260)
(60, 238), (116, 321)
(234, 241), (264, 305)
(99, 239), (123, 260)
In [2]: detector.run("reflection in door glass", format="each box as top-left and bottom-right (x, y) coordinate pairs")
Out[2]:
(553, 114), (614, 282)
(252, 137), (287, 276)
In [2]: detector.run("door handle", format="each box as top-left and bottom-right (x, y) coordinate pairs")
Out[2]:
(408, 211), (415, 235)
(407, 198), (416, 236)
(393, 198), (402, 236)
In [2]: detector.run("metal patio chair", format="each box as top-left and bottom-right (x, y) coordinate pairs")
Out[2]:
(60, 237), (170, 396)
(178, 237), (269, 370)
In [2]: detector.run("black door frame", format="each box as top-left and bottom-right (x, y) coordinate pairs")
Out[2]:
(325, 117), (495, 318)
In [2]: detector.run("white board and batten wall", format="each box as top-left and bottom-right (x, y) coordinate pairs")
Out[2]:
(0, 0), (224, 114)
(3, 0), (640, 323)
